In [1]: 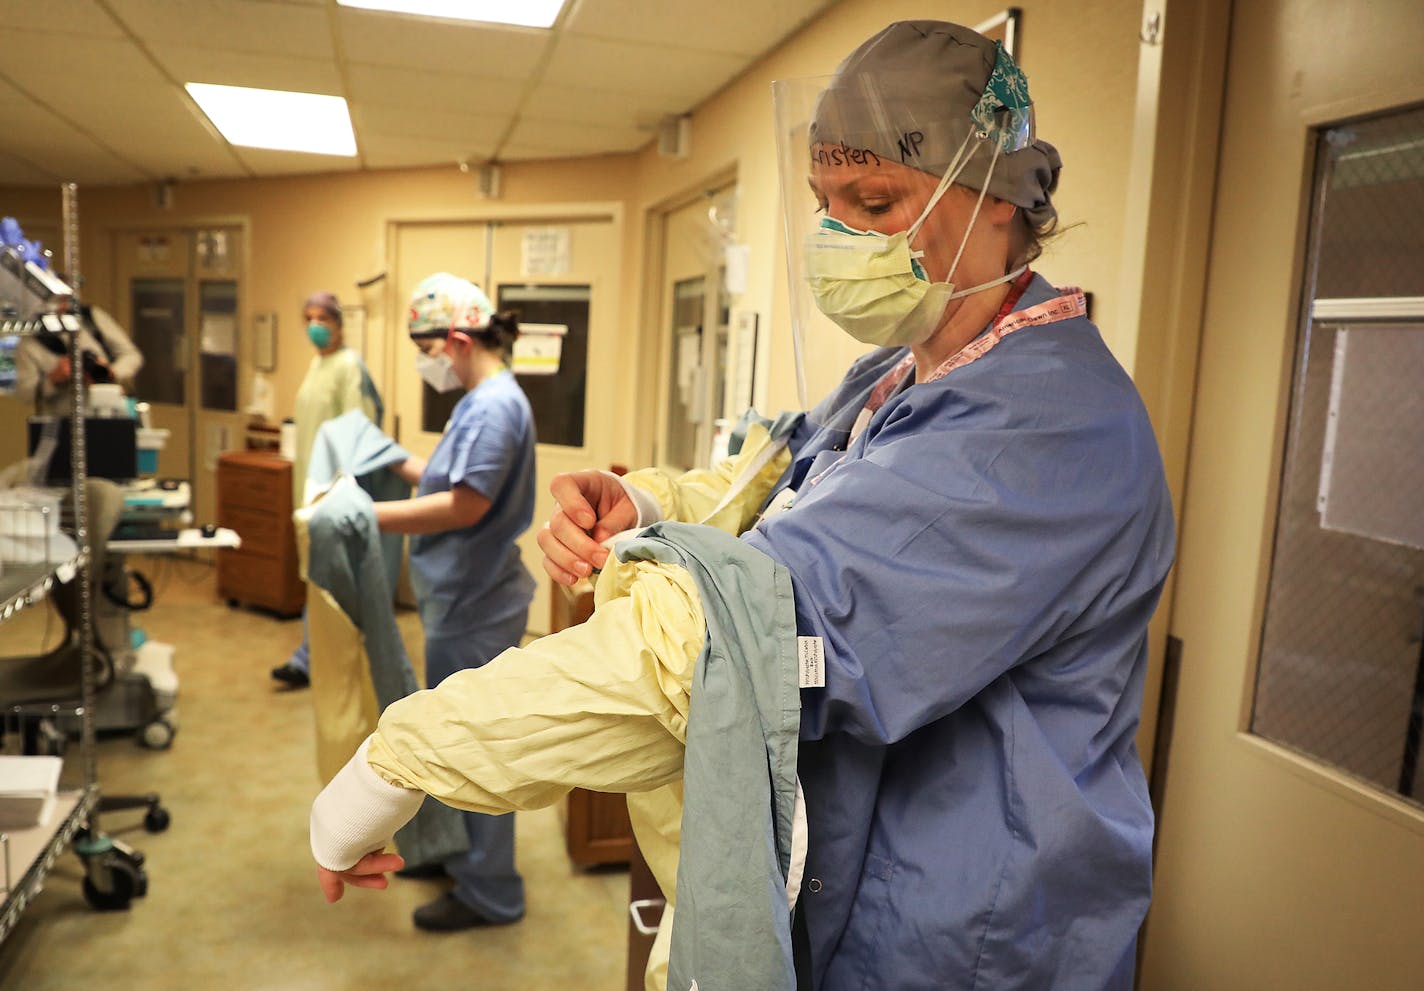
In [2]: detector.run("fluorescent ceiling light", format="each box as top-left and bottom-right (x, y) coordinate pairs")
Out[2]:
(186, 83), (357, 157)
(336, 0), (566, 29)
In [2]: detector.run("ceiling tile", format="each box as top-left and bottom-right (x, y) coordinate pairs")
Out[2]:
(565, 0), (832, 57)
(36, 76), (186, 122)
(352, 102), (510, 141)
(0, 152), (62, 187)
(362, 135), (498, 171)
(229, 146), (363, 177)
(0, 98), (137, 159)
(0, 0), (838, 185)
(502, 117), (648, 157)
(521, 81), (682, 128)
(336, 8), (549, 77)
(346, 63), (524, 116)
(0, 120), (148, 185)
(121, 150), (251, 182)
(0, 0), (124, 38)
(151, 44), (344, 93)
(105, 0), (331, 57)
(543, 35), (750, 105)
(0, 75), (32, 105)
(0, 75), (239, 181)
(89, 118), (247, 180)
(0, 31), (163, 82)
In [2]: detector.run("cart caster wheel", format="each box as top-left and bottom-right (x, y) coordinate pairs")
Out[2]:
(140, 719), (175, 749)
(143, 806), (171, 833)
(226, 598), (239, 608)
(82, 859), (146, 911)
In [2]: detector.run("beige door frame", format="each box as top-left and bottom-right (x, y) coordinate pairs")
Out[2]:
(1136, 1), (1424, 986)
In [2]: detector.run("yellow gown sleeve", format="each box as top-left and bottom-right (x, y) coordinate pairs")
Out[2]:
(621, 419), (792, 535)
(337, 353), (375, 421)
(365, 553), (706, 813)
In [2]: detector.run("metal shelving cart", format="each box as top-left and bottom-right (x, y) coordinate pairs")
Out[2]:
(1, 185), (149, 943)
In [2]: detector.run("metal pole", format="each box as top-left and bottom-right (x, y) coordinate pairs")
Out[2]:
(60, 182), (98, 814)
(61, 182), (80, 294)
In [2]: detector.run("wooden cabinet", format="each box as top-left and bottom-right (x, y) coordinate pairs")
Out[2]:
(216, 451), (304, 617)
(551, 579), (635, 867)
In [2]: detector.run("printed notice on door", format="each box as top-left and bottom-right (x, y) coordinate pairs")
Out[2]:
(522, 228), (570, 276)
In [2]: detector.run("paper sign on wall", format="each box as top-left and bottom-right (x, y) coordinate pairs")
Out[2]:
(724, 243), (750, 295)
(512, 322), (567, 376)
(522, 228), (570, 276)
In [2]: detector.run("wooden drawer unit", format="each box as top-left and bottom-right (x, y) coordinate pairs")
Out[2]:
(219, 457), (287, 510)
(216, 451), (304, 617)
(217, 504), (284, 558)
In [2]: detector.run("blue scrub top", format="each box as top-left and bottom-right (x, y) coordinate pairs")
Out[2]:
(743, 274), (1176, 989)
(409, 369), (537, 638)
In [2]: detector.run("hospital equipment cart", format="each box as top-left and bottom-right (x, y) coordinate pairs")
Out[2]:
(1, 191), (150, 934)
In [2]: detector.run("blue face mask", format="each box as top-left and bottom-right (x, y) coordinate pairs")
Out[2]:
(307, 322), (332, 349)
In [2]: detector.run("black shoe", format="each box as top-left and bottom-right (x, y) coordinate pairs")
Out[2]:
(270, 663), (310, 688)
(412, 893), (521, 932)
(394, 862), (446, 879)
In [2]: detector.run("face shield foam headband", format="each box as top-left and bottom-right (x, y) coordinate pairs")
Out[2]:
(801, 132), (1025, 349)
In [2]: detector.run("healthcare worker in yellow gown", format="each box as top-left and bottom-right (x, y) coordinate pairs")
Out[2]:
(271, 291), (382, 689)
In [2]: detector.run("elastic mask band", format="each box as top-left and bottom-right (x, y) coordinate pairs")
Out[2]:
(906, 130), (979, 244)
(944, 139), (1003, 288)
(946, 263), (1027, 302)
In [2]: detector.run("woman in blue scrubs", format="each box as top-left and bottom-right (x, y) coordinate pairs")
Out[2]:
(372, 272), (537, 932)
(314, 23), (1175, 989)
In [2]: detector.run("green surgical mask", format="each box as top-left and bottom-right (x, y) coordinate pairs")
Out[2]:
(307, 322), (332, 349)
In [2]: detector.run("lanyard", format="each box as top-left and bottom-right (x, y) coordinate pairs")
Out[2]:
(850, 272), (1088, 441)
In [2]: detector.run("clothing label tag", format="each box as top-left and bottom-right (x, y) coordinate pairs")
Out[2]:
(798, 637), (825, 688)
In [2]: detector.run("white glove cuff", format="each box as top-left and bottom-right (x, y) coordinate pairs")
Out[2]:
(605, 471), (663, 528)
(310, 736), (425, 871)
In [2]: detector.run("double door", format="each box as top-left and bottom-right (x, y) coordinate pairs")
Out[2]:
(114, 227), (246, 529)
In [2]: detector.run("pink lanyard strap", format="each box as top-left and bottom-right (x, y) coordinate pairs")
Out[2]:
(926, 285), (1088, 382)
(858, 275), (1088, 427)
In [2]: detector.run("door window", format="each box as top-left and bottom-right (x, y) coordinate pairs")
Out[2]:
(501, 283), (590, 449)
(1251, 104), (1424, 802)
(130, 278), (186, 406)
(199, 280), (238, 411)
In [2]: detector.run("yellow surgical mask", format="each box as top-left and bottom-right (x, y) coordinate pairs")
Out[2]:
(802, 136), (1022, 348)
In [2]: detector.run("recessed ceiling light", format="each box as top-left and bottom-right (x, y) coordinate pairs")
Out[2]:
(185, 84), (357, 157)
(336, 0), (566, 29)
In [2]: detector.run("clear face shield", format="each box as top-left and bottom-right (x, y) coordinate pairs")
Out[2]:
(773, 47), (1035, 406)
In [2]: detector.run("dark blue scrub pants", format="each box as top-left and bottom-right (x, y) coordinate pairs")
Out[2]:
(422, 607), (529, 922)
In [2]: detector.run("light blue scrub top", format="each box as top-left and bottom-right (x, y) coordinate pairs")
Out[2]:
(743, 273), (1177, 990)
(409, 369), (537, 639)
